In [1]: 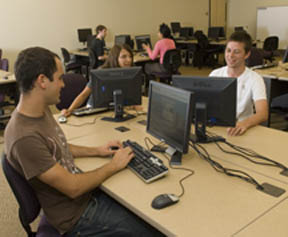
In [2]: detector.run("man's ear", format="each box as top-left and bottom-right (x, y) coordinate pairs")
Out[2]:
(244, 51), (251, 60)
(36, 74), (48, 89)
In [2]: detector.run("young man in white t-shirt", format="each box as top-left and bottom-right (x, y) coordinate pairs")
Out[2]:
(209, 31), (268, 136)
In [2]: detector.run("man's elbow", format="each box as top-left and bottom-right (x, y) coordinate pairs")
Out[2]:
(66, 186), (83, 199)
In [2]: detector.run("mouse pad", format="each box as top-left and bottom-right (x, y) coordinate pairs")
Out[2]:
(115, 126), (130, 132)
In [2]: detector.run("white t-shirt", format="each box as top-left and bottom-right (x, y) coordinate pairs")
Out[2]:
(209, 66), (267, 121)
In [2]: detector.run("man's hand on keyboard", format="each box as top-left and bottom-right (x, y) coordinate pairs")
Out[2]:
(61, 109), (72, 117)
(98, 140), (123, 157)
(111, 147), (134, 171)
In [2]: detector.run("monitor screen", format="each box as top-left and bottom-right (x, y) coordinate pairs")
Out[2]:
(147, 81), (194, 165)
(135, 35), (152, 51)
(208, 27), (225, 39)
(114, 35), (133, 49)
(172, 75), (237, 143)
(90, 66), (142, 122)
(171, 22), (181, 34)
(180, 27), (194, 38)
(77, 28), (92, 44)
(282, 46), (288, 63)
(234, 26), (245, 32)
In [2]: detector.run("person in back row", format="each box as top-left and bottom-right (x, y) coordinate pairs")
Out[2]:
(209, 31), (268, 136)
(61, 44), (134, 117)
(142, 23), (176, 86)
(4, 46), (164, 236)
(89, 24), (108, 68)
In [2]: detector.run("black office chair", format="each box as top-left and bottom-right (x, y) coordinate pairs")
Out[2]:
(194, 30), (204, 39)
(194, 33), (223, 69)
(262, 36), (279, 62)
(246, 47), (264, 67)
(1, 154), (62, 237)
(152, 49), (182, 84)
(60, 47), (83, 74)
(56, 73), (88, 111)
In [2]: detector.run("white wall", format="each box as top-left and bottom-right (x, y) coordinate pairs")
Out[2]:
(227, 0), (288, 39)
(0, 0), (209, 71)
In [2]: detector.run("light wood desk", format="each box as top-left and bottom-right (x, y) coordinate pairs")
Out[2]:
(70, 50), (153, 64)
(176, 38), (227, 46)
(0, 70), (16, 85)
(58, 105), (288, 237)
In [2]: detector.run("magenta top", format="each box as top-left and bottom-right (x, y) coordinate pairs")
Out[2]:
(147, 38), (176, 64)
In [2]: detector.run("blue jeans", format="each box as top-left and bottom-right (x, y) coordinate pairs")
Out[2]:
(65, 190), (165, 237)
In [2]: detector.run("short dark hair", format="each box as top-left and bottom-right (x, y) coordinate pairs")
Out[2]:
(14, 47), (59, 93)
(102, 44), (133, 68)
(159, 23), (172, 38)
(228, 31), (252, 53)
(96, 25), (107, 35)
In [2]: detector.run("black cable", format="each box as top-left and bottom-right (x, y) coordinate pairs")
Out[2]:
(216, 140), (288, 171)
(143, 137), (195, 198)
(65, 117), (97, 127)
(189, 141), (263, 190)
(162, 153), (195, 198)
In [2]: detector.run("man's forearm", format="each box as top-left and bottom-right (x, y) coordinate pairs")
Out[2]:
(69, 143), (100, 158)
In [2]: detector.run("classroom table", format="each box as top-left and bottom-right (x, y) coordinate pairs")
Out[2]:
(57, 98), (288, 237)
(70, 49), (154, 64)
(0, 70), (17, 121)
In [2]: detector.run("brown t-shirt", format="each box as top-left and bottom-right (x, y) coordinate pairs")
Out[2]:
(4, 108), (91, 234)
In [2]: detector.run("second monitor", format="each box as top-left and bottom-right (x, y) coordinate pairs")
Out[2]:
(135, 35), (152, 51)
(77, 28), (92, 46)
(172, 75), (237, 143)
(90, 66), (142, 122)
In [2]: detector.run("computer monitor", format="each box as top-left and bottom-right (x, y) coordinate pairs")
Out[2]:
(282, 46), (288, 63)
(135, 35), (152, 51)
(179, 27), (194, 39)
(171, 22), (181, 34)
(90, 66), (142, 122)
(77, 28), (92, 45)
(208, 27), (225, 39)
(114, 35), (134, 49)
(172, 75), (237, 143)
(234, 26), (245, 32)
(147, 81), (194, 165)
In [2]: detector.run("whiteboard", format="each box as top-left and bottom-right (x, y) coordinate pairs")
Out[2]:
(256, 6), (288, 49)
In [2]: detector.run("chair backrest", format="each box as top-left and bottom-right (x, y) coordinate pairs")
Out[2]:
(162, 49), (182, 73)
(263, 36), (279, 51)
(56, 73), (88, 111)
(196, 33), (210, 49)
(246, 47), (264, 67)
(0, 58), (9, 71)
(194, 30), (204, 40)
(1, 153), (41, 236)
(88, 48), (98, 69)
(60, 48), (71, 63)
(2, 154), (62, 236)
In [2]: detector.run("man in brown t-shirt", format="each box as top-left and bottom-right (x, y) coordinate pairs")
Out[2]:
(4, 47), (163, 236)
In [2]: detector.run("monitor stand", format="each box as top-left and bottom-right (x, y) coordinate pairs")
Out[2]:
(190, 103), (225, 144)
(166, 146), (182, 166)
(101, 89), (135, 122)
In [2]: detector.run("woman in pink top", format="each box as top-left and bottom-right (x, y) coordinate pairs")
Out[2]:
(142, 23), (176, 87)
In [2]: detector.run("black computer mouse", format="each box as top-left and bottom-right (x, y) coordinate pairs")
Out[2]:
(151, 194), (179, 209)
(110, 146), (120, 151)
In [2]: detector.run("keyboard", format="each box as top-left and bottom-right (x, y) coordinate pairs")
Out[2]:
(123, 140), (168, 183)
(72, 107), (109, 116)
